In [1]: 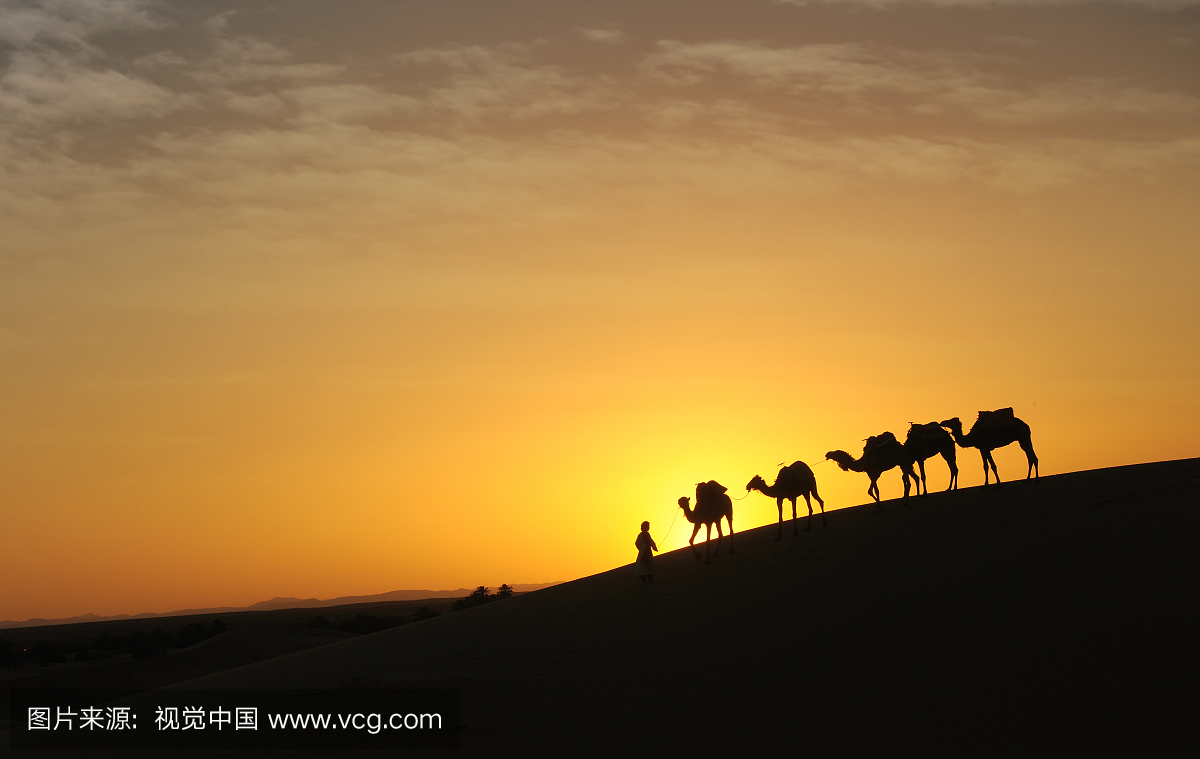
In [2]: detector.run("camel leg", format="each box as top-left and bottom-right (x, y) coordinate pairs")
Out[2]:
(902, 471), (911, 501)
(791, 497), (801, 536)
(689, 523), (702, 561)
(802, 494), (812, 532)
(726, 514), (734, 554)
(775, 498), (784, 542)
(704, 524), (713, 564)
(986, 451), (1001, 487)
(947, 451), (959, 491)
(812, 486), (828, 527)
(980, 451), (990, 486)
(713, 522), (723, 559)
(869, 480), (882, 511)
(1021, 437), (1039, 479)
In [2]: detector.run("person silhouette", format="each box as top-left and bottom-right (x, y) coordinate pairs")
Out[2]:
(634, 521), (658, 585)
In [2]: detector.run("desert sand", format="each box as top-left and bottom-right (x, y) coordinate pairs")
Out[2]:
(5, 458), (1195, 754)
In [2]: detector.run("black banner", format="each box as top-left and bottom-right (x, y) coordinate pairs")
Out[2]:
(9, 688), (460, 749)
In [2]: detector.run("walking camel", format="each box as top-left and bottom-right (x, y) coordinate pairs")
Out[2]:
(746, 461), (826, 540)
(826, 432), (919, 510)
(677, 480), (734, 563)
(940, 408), (1038, 486)
(905, 422), (959, 494)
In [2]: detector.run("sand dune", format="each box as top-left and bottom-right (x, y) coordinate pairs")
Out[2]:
(0, 584), (560, 630)
(1, 625), (352, 695)
(153, 458), (1196, 753)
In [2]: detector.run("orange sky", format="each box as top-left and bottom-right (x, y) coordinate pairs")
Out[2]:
(2, 0), (1199, 622)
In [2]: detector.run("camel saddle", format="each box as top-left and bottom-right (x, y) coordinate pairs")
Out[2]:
(695, 480), (728, 503)
(863, 431), (898, 454)
(976, 407), (1016, 433)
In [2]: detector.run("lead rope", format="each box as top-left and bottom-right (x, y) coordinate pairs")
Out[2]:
(659, 504), (681, 546)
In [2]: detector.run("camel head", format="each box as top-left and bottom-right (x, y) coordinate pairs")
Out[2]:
(678, 496), (697, 521)
(825, 450), (853, 472)
(939, 417), (962, 431)
(746, 475), (766, 492)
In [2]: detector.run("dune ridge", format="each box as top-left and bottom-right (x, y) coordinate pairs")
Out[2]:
(0, 584), (561, 630)
(160, 458), (1196, 752)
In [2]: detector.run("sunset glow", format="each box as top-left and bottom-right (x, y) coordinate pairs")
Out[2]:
(2, 0), (1198, 622)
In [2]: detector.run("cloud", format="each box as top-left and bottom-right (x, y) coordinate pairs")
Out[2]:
(643, 40), (976, 96)
(1, 13), (1197, 291)
(192, 36), (344, 84)
(0, 1), (188, 132)
(991, 35), (1039, 47)
(221, 91), (286, 117)
(642, 40), (1200, 124)
(929, 79), (1200, 123)
(0, 47), (191, 126)
(131, 49), (187, 71)
(0, 0), (161, 48)
(3, 116), (1196, 267)
(279, 84), (421, 124)
(578, 27), (625, 44)
(394, 44), (621, 121)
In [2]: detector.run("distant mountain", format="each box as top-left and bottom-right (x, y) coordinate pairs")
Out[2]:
(242, 585), (561, 611)
(0, 583), (562, 629)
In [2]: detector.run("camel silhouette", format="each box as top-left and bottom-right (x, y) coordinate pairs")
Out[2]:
(905, 422), (959, 494)
(746, 461), (826, 540)
(940, 408), (1038, 486)
(677, 480), (734, 564)
(826, 432), (918, 510)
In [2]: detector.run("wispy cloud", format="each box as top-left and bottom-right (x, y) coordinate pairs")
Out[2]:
(578, 27), (625, 44)
(642, 40), (1200, 124)
(2, 4), (1198, 287)
(642, 40), (975, 96)
(0, 47), (191, 126)
(395, 44), (621, 121)
(278, 84), (421, 125)
(0, 1), (187, 131)
(194, 35), (343, 85)
(4, 119), (1196, 267)
(929, 79), (1200, 123)
(0, 0), (161, 48)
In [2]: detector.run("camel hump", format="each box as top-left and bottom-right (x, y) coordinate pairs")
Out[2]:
(976, 407), (1017, 432)
(906, 422), (942, 442)
(696, 480), (728, 501)
(784, 461), (814, 479)
(775, 461), (814, 488)
(864, 431), (898, 453)
(979, 407), (1015, 422)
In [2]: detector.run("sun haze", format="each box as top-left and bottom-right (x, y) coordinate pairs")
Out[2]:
(2, 0), (1198, 622)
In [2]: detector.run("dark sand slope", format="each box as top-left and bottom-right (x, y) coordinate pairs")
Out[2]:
(165, 460), (1193, 752)
(1, 625), (354, 703)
